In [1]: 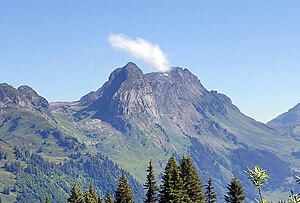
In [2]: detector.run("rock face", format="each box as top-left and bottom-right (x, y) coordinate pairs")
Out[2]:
(268, 103), (300, 138)
(75, 62), (159, 131)
(3, 63), (300, 201)
(268, 103), (300, 126)
(145, 68), (236, 132)
(0, 83), (49, 112)
(76, 63), (236, 133)
(71, 62), (298, 200)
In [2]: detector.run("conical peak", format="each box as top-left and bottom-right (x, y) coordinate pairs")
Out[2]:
(109, 62), (144, 81)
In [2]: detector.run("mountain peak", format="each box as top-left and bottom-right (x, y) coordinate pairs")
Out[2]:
(0, 83), (49, 111)
(108, 62), (144, 86)
(268, 103), (300, 126)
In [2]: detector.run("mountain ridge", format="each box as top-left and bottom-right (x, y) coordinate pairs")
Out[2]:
(1, 62), (300, 202)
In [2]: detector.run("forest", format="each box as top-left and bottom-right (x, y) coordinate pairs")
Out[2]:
(23, 156), (300, 203)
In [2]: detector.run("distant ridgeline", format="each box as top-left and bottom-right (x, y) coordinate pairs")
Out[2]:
(1, 63), (300, 202)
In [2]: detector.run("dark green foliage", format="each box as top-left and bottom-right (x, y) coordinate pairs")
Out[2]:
(144, 160), (158, 203)
(97, 195), (103, 203)
(10, 147), (143, 202)
(4, 160), (23, 174)
(205, 178), (217, 203)
(67, 183), (83, 203)
(3, 187), (10, 195)
(224, 176), (245, 203)
(44, 196), (51, 203)
(115, 172), (135, 203)
(0, 148), (7, 160)
(105, 192), (114, 203)
(180, 156), (206, 203)
(16, 172), (68, 203)
(84, 181), (98, 203)
(159, 157), (191, 203)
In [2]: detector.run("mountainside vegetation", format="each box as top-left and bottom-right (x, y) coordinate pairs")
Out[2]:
(1, 62), (300, 202)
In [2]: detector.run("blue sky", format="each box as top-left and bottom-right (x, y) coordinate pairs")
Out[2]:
(1, 1), (299, 123)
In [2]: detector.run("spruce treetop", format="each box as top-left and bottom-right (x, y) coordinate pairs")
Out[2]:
(180, 156), (206, 203)
(68, 183), (84, 203)
(144, 160), (158, 203)
(205, 178), (217, 203)
(224, 176), (245, 203)
(115, 172), (135, 203)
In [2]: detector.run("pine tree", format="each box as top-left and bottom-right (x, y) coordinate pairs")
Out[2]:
(144, 160), (158, 203)
(3, 187), (10, 195)
(84, 181), (98, 203)
(180, 156), (206, 203)
(97, 195), (103, 203)
(105, 192), (114, 203)
(44, 196), (51, 203)
(68, 183), (83, 203)
(205, 178), (217, 203)
(159, 157), (191, 203)
(115, 172), (135, 203)
(224, 176), (245, 203)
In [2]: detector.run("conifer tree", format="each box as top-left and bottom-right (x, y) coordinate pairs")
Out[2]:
(105, 192), (114, 203)
(115, 172), (135, 203)
(224, 176), (245, 203)
(84, 181), (98, 203)
(180, 156), (206, 203)
(205, 178), (217, 203)
(97, 195), (103, 203)
(68, 183), (83, 203)
(159, 157), (191, 203)
(44, 196), (51, 203)
(144, 160), (158, 203)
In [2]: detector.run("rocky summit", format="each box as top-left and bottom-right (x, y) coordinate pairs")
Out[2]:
(1, 62), (300, 202)
(0, 83), (49, 113)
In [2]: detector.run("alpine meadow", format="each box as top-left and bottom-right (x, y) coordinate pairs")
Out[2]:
(1, 1), (300, 203)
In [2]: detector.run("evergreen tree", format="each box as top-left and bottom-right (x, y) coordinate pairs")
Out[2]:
(44, 196), (51, 203)
(180, 156), (206, 203)
(224, 176), (245, 203)
(84, 181), (98, 203)
(105, 192), (114, 203)
(159, 157), (191, 203)
(205, 178), (217, 203)
(3, 187), (10, 195)
(67, 183), (83, 203)
(115, 172), (135, 203)
(144, 160), (158, 203)
(97, 195), (103, 203)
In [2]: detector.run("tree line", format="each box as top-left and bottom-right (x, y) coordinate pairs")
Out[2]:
(43, 156), (259, 203)
(4, 153), (300, 203)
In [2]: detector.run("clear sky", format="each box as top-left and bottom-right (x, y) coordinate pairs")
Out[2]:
(1, 1), (299, 123)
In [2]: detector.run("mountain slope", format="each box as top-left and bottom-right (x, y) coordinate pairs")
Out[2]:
(54, 62), (300, 201)
(268, 103), (300, 137)
(268, 103), (300, 127)
(2, 63), (300, 202)
(0, 83), (143, 202)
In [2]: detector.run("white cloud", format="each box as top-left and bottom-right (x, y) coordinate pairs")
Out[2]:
(108, 33), (171, 72)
